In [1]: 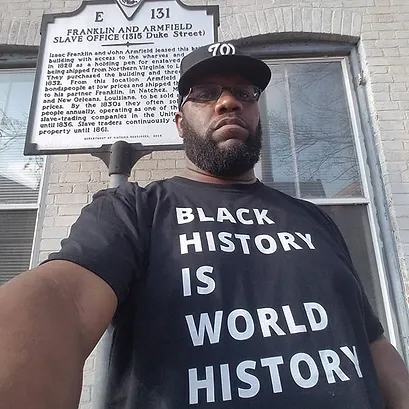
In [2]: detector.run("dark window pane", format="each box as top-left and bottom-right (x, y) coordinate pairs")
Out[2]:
(0, 209), (37, 284)
(319, 204), (387, 333)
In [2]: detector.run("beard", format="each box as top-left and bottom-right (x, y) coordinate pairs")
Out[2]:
(181, 117), (262, 178)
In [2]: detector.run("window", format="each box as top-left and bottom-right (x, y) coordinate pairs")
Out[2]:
(257, 53), (392, 340)
(0, 69), (44, 284)
(260, 60), (363, 199)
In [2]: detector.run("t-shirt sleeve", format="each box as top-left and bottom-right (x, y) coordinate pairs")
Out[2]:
(44, 182), (150, 306)
(307, 202), (384, 343)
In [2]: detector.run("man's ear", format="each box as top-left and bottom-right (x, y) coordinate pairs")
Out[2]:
(175, 111), (184, 139)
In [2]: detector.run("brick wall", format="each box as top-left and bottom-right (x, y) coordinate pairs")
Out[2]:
(1, 0), (409, 407)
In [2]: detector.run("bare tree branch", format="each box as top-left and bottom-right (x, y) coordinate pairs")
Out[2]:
(261, 62), (362, 198)
(0, 109), (43, 190)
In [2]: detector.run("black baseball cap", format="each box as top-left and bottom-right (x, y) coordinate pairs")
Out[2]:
(178, 42), (271, 97)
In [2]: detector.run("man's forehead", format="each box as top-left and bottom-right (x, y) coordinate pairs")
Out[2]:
(191, 73), (253, 86)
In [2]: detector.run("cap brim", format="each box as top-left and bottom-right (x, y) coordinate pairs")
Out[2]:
(178, 54), (271, 96)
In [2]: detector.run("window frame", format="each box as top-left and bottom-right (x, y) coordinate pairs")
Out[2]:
(349, 46), (409, 363)
(247, 39), (406, 357)
(0, 48), (47, 280)
(259, 56), (369, 204)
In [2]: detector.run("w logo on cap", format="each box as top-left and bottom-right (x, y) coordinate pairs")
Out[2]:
(208, 43), (236, 56)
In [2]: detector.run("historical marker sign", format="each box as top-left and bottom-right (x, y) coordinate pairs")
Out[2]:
(25, 0), (219, 155)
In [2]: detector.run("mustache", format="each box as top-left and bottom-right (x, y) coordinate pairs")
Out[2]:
(209, 115), (249, 132)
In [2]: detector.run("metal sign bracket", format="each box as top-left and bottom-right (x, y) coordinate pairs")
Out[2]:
(91, 140), (152, 186)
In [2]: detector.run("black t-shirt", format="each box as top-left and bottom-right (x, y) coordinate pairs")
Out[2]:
(47, 177), (385, 408)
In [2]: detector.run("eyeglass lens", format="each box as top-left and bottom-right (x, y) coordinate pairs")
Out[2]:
(189, 85), (260, 102)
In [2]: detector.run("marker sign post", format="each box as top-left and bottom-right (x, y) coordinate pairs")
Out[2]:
(24, 0), (219, 160)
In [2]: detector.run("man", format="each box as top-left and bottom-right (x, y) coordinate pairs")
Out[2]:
(1, 43), (409, 409)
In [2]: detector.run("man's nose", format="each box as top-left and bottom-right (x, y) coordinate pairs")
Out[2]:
(214, 90), (243, 114)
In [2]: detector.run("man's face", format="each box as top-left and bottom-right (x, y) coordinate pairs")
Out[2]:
(176, 74), (262, 177)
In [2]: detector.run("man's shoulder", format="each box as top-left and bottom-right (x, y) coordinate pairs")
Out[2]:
(92, 178), (174, 200)
(86, 178), (186, 218)
(258, 181), (321, 210)
(257, 182), (335, 228)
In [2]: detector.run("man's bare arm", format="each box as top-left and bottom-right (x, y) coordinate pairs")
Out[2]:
(0, 260), (117, 409)
(371, 336), (409, 409)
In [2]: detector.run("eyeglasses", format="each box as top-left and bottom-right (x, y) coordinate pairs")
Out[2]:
(181, 84), (261, 107)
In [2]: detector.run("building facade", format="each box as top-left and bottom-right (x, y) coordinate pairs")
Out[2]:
(1, 0), (409, 407)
